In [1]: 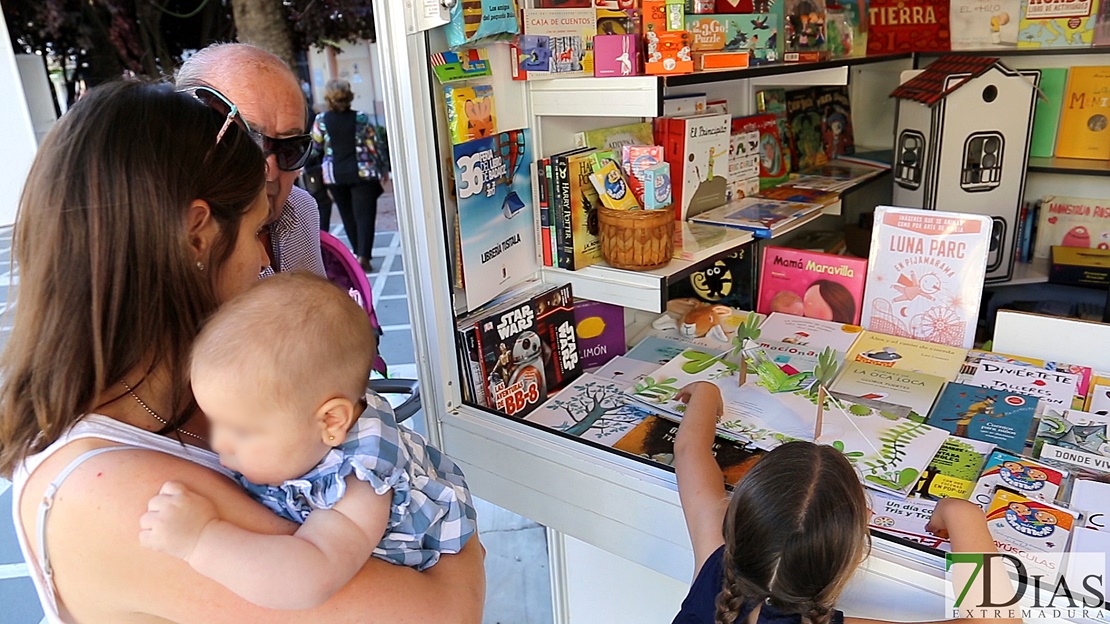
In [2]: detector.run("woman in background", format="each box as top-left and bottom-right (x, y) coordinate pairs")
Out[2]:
(311, 79), (389, 272)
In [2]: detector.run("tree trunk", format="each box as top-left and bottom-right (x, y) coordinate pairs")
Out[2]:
(230, 0), (296, 69)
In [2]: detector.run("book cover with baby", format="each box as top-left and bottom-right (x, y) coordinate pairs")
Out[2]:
(928, 383), (1039, 454)
(970, 450), (1066, 510)
(861, 206), (991, 349)
(985, 489), (1077, 580)
(757, 246), (867, 324)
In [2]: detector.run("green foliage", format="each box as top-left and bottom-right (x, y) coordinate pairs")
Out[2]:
(634, 376), (681, 403)
(680, 350), (737, 375)
(813, 347), (840, 387)
(848, 403), (871, 417)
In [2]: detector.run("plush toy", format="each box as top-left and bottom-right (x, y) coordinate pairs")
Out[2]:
(680, 303), (733, 341)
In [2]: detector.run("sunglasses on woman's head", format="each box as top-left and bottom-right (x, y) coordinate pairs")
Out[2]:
(185, 86), (313, 172)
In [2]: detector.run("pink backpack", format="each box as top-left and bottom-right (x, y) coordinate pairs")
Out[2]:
(319, 231), (388, 377)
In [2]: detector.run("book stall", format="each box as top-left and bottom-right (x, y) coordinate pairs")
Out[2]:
(375, 0), (1110, 620)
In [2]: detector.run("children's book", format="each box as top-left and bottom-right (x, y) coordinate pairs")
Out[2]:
(593, 34), (641, 77)
(752, 339), (832, 378)
(453, 129), (538, 312)
(690, 198), (824, 238)
(574, 122), (655, 151)
(818, 398), (949, 496)
(984, 488), (1077, 579)
(757, 247), (867, 325)
(667, 246), (760, 311)
(1017, 0), (1099, 47)
(574, 300), (625, 370)
(815, 86), (855, 161)
(1070, 478), (1110, 530)
(970, 450), (1066, 510)
(727, 12), (784, 64)
(755, 312), (864, 355)
(786, 88), (826, 173)
(832, 362), (947, 423)
(431, 49), (493, 84)
(913, 436), (995, 500)
(525, 373), (653, 445)
(612, 415), (766, 485)
(729, 116), (762, 202)
(627, 347), (828, 449)
(754, 185), (838, 206)
(472, 283), (582, 417)
(1033, 195), (1110, 260)
(663, 113), (731, 221)
(950, 0), (1022, 49)
(734, 114), (789, 192)
(562, 151), (605, 270)
(1055, 66), (1110, 159)
(1034, 408), (1110, 476)
(593, 355), (661, 389)
(444, 84), (497, 145)
(783, 0), (829, 62)
(1085, 371), (1110, 414)
(927, 382), (1038, 454)
(868, 492), (952, 551)
(1098, 0), (1110, 43)
(512, 9), (597, 80)
(755, 88), (793, 174)
(958, 360), (1081, 413)
(844, 330), (968, 379)
(536, 0), (592, 5)
(826, 0), (866, 57)
(791, 160), (889, 193)
(867, 0), (952, 53)
(860, 206), (991, 349)
(957, 348), (1090, 408)
(1028, 68), (1068, 158)
(624, 335), (701, 365)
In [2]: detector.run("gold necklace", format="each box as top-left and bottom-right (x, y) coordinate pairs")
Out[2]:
(119, 380), (206, 443)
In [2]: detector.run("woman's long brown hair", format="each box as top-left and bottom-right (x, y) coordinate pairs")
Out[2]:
(715, 441), (871, 624)
(0, 80), (265, 477)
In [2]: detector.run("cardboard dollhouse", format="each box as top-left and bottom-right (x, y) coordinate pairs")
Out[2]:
(890, 55), (1040, 283)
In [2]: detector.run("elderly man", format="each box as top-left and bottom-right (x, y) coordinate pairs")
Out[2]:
(177, 43), (326, 277)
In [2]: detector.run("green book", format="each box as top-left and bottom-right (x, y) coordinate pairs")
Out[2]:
(1029, 68), (1068, 159)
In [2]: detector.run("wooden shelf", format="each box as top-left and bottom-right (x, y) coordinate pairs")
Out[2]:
(1027, 156), (1110, 177)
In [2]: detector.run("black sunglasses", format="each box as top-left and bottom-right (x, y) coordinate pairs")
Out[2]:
(187, 86), (313, 172)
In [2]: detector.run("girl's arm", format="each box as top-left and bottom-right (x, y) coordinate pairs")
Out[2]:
(32, 444), (484, 624)
(673, 381), (730, 578)
(844, 498), (1021, 624)
(141, 474), (390, 610)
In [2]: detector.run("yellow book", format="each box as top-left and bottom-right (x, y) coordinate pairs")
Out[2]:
(1055, 66), (1110, 160)
(444, 84), (497, 146)
(844, 330), (968, 380)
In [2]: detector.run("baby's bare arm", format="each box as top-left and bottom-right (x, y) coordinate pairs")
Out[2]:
(170, 475), (391, 610)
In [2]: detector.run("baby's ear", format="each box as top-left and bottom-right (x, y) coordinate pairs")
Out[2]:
(316, 398), (358, 446)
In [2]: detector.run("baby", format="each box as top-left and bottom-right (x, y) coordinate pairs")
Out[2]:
(769, 289), (804, 316)
(140, 273), (476, 609)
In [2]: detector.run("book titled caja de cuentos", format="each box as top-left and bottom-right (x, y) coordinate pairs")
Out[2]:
(511, 8), (597, 80)
(471, 283), (583, 417)
(866, 0), (951, 54)
(860, 206), (991, 350)
(757, 246), (867, 324)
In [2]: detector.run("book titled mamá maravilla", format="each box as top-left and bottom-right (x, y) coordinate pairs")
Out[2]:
(861, 207), (991, 349)
(757, 246), (867, 324)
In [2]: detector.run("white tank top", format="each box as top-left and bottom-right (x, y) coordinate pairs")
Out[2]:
(10, 415), (230, 623)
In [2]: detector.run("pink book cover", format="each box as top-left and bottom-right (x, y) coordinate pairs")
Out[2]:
(757, 246), (868, 325)
(594, 34), (641, 77)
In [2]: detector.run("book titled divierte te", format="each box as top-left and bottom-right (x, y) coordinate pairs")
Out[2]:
(860, 206), (991, 349)
(757, 246), (867, 324)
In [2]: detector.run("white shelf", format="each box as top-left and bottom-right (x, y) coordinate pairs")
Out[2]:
(540, 204), (834, 313)
(529, 76), (660, 118)
(991, 257), (1050, 287)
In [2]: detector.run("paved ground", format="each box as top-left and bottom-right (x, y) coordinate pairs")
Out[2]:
(0, 189), (552, 624)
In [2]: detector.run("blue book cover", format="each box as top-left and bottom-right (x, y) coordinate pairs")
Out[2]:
(453, 129), (537, 312)
(927, 382), (1038, 454)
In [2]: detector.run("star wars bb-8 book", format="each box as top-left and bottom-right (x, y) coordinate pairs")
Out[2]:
(475, 283), (583, 418)
(860, 207), (991, 349)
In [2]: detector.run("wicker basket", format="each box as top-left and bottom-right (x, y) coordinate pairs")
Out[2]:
(597, 207), (675, 271)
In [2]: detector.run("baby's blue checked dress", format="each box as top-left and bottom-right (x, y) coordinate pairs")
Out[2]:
(239, 392), (476, 570)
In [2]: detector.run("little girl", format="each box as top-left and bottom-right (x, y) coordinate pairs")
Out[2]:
(139, 273), (476, 610)
(672, 382), (1021, 624)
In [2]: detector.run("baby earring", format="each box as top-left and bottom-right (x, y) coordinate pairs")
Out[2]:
(196, 261), (205, 272)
